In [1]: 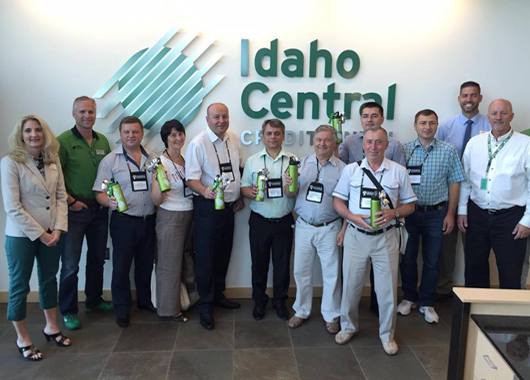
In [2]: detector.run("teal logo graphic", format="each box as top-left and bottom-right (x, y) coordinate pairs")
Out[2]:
(93, 28), (223, 142)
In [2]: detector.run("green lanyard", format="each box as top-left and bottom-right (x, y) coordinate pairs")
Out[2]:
(485, 130), (513, 175)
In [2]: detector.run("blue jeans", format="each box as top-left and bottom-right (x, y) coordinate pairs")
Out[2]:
(59, 206), (109, 315)
(400, 205), (446, 306)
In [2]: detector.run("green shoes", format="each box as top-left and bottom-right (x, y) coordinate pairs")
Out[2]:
(63, 315), (81, 330)
(85, 301), (114, 313)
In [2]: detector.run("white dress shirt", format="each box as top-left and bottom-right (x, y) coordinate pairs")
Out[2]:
(185, 127), (242, 203)
(458, 129), (530, 227)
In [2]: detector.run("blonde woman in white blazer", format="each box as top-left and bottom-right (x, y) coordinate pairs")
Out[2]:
(1, 115), (71, 361)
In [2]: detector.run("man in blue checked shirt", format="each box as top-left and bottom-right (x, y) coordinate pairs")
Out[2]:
(398, 110), (465, 324)
(435, 81), (491, 300)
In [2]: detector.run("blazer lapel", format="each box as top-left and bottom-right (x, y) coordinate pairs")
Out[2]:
(23, 157), (48, 191)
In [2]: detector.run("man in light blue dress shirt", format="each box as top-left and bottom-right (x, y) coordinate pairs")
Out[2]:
(241, 119), (295, 321)
(435, 81), (491, 300)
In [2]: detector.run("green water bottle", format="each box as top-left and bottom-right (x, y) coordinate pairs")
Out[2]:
(255, 170), (266, 202)
(214, 186), (225, 210)
(329, 111), (345, 144)
(103, 178), (129, 213)
(370, 192), (381, 228)
(288, 156), (300, 193)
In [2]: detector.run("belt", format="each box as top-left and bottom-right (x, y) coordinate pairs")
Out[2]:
(349, 223), (395, 236)
(193, 195), (235, 208)
(299, 217), (341, 227)
(252, 211), (292, 223)
(75, 198), (100, 208)
(113, 211), (155, 220)
(416, 201), (447, 212)
(471, 200), (525, 215)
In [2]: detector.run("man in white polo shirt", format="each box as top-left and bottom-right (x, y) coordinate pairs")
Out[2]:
(333, 126), (416, 355)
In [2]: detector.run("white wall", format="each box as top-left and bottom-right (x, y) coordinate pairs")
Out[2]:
(1, 0), (529, 293)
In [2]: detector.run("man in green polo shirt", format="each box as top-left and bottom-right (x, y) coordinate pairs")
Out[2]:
(58, 96), (112, 330)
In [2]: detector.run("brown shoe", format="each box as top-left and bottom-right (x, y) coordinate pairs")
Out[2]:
(288, 316), (305, 329)
(326, 321), (340, 334)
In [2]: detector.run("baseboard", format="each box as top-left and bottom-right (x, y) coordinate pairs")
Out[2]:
(0, 285), (405, 303)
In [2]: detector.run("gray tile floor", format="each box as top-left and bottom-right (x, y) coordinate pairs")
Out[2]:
(0, 297), (454, 380)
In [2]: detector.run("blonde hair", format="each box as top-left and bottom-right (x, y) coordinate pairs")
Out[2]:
(7, 115), (60, 164)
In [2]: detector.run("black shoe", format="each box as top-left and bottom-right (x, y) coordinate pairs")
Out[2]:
(273, 303), (289, 321)
(200, 313), (215, 330)
(138, 303), (157, 313)
(253, 304), (265, 321)
(116, 315), (130, 328)
(214, 299), (241, 309)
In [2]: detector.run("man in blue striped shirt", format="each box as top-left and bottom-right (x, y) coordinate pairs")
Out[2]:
(435, 82), (491, 300)
(398, 110), (465, 324)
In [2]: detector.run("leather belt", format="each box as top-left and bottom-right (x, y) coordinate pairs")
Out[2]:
(416, 201), (447, 212)
(299, 217), (341, 227)
(349, 223), (395, 236)
(252, 211), (291, 223)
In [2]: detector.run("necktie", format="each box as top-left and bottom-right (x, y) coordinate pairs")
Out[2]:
(462, 119), (473, 155)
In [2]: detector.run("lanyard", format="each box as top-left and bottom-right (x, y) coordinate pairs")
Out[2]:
(406, 141), (433, 167)
(486, 130), (513, 175)
(315, 158), (329, 182)
(164, 149), (185, 181)
(263, 155), (284, 175)
(212, 140), (232, 173)
(361, 169), (384, 188)
(123, 146), (147, 173)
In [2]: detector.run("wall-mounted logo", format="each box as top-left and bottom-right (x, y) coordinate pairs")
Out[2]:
(93, 27), (223, 144)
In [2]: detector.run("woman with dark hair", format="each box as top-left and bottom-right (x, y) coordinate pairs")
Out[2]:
(1, 115), (71, 361)
(151, 119), (194, 322)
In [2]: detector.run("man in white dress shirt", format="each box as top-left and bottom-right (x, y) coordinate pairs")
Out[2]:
(458, 99), (530, 288)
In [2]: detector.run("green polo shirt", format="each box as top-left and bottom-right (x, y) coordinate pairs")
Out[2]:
(57, 126), (111, 200)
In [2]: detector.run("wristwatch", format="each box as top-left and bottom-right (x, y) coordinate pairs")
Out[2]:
(395, 209), (400, 219)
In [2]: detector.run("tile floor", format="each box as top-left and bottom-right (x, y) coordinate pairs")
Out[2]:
(0, 297), (454, 380)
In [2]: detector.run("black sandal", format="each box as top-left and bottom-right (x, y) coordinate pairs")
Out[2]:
(17, 343), (43, 361)
(42, 330), (71, 347)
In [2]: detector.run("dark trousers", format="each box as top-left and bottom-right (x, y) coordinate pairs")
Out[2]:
(249, 211), (294, 306)
(110, 212), (156, 318)
(59, 206), (109, 315)
(193, 196), (235, 315)
(465, 201), (527, 289)
(401, 205), (446, 306)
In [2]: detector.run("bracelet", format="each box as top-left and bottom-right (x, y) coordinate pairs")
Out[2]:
(68, 199), (78, 207)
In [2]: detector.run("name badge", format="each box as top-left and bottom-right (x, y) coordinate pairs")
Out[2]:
(183, 182), (193, 197)
(306, 182), (324, 203)
(360, 187), (378, 209)
(219, 161), (234, 181)
(130, 170), (148, 192)
(267, 178), (283, 198)
(480, 178), (488, 190)
(96, 149), (106, 155)
(407, 165), (422, 185)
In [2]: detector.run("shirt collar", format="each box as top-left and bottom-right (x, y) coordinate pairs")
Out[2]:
(458, 113), (482, 125)
(489, 128), (513, 143)
(413, 138), (436, 151)
(259, 147), (289, 161)
(309, 153), (338, 167)
(206, 126), (229, 143)
(360, 157), (387, 173)
(71, 125), (98, 140)
(118, 145), (149, 157)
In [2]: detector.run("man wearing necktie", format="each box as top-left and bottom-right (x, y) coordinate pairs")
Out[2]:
(458, 99), (530, 289)
(435, 82), (491, 300)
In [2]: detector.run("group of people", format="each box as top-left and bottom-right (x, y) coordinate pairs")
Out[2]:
(3, 80), (530, 361)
